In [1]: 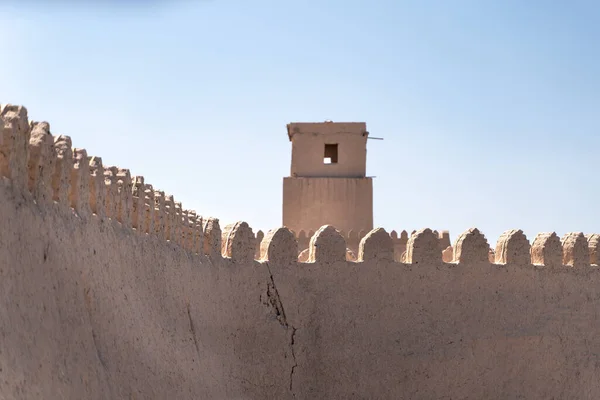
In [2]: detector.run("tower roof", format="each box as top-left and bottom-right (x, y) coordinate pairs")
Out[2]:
(286, 121), (368, 141)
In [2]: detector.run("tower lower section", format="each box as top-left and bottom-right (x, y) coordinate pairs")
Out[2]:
(282, 177), (373, 236)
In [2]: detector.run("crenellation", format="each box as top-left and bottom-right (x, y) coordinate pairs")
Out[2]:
(453, 228), (490, 265)
(439, 230), (451, 250)
(88, 156), (106, 218)
(531, 232), (562, 268)
(0, 104), (30, 190)
(406, 228), (442, 265)
(191, 213), (203, 253)
(586, 234), (600, 265)
(153, 190), (166, 239)
(308, 225), (346, 263)
(143, 184), (155, 234)
(260, 227), (297, 265)
(561, 232), (589, 268)
(186, 210), (199, 251)
(70, 148), (91, 216)
(103, 166), (119, 219)
(180, 207), (190, 250)
(3, 110), (585, 270)
(170, 198), (181, 244)
(131, 176), (145, 231)
(164, 195), (175, 242)
(173, 201), (183, 245)
(495, 229), (531, 265)
(116, 168), (132, 227)
(27, 121), (55, 203)
(182, 210), (193, 250)
(51, 135), (73, 206)
(203, 217), (222, 258)
(290, 226), (450, 263)
(391, 229), (409, 262)
(222, 222), (255, 263)
(357, 227), (393, 262)
(193, 214), (204, 254)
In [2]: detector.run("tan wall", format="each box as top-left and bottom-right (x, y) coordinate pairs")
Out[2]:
(274, 227), (600, 399)
(3, 104), (600, 399)
(288, 122), (368, 178)
(282, 176), (373, 234)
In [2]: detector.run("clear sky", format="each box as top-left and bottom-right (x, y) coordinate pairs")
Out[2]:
(2, 0), (599, 244)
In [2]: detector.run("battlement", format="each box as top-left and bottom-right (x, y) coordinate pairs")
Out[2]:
(285, 228), (450, 262)
(1, 103), (598, 269)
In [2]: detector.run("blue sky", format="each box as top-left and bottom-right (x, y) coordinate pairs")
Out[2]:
(2, 0), (599, 244)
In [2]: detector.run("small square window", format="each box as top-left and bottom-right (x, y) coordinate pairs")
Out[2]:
(324, 144), (338, 164)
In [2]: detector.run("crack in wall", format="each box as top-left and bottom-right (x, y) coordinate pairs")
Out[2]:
(263, 262), (288, 328)
(265, 279), (288, 327)
(289, 327), (298, 396)
(186, 302), (201, 358)
(263, 262), (298, 397)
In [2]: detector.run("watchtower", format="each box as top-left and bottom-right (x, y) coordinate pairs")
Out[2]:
(282, 121), (374, 235)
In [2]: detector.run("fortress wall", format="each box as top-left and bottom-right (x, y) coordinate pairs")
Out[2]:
(2, 104), (600, 399)
(0, 186), (297, 399)
(269, 227), (600, 399)
(0, 105), (294, 399)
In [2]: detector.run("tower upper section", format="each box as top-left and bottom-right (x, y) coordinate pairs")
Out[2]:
(287, 121), (369, 178)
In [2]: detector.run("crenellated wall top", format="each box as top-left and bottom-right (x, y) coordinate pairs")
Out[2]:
(1, 103), (599, 270)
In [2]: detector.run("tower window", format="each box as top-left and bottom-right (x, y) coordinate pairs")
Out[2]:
(324, 144), (338, 164)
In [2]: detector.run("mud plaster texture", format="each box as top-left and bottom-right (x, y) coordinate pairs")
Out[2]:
(0, 182), (296, 399)
(4, 181), (600, 399)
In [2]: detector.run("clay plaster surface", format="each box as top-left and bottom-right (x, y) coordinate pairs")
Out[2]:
(288, 122), (368, 178)
(282, 176), (373, 234)
(0, 181), (294, 399)
(4, 180), (600, 399)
